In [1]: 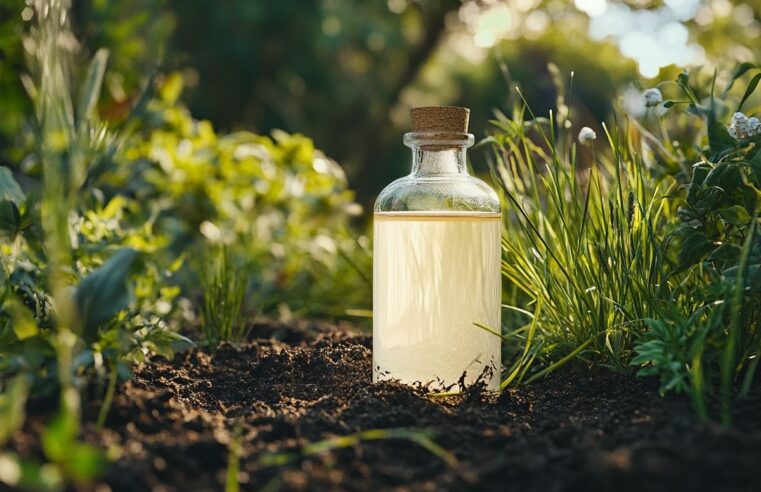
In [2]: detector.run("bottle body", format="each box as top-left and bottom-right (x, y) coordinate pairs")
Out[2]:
(373, 211), (501, 390)
(373, 128), (502, 391)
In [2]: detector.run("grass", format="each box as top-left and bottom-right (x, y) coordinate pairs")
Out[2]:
(490, 100), (677, 379)
(255, 428), (458, 469)
(200, 245), (250, 345)
(488, 69), (761, 424)
(225, 424), (243, 492)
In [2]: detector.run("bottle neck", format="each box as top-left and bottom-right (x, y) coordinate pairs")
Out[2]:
(411, 146), (468, 177)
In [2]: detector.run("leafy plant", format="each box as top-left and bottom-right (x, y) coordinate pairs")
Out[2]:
(631, 68), (761, 424)
(0, 1), (190, 487)
(117, 77), (372, 319)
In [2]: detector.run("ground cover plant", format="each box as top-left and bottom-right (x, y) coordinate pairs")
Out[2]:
(1, 0), (761, 491)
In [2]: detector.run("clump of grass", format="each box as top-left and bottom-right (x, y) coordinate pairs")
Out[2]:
(200, 245), (250, 345)
(489, 81), (677, 380)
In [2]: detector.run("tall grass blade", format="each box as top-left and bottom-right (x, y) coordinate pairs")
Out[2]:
(76, 49), (109, 129)
(721, 217), (757, 425)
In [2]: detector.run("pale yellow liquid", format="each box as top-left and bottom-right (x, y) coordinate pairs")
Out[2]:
(373, 212), (502, 391)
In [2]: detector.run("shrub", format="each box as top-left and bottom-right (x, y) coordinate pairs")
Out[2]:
(115, 76), (371, 321)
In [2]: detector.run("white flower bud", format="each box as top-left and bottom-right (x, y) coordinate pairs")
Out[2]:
(578, 126), (597, 145)
(643, 88), (663, 108)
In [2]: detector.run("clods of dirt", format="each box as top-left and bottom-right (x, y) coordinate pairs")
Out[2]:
(13, 322), (761, 491)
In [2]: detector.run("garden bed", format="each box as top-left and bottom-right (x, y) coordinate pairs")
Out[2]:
(15, 322), (761, 491)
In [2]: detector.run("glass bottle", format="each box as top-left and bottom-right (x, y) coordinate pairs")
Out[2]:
(373, 106), (502, 391)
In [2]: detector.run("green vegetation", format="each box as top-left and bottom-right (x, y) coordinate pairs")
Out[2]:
(120, 75), (370, 319)
(494, 68), (761, 423)
(632, 69), (761, 423)
(0, 1), (370, 489)
(491, 83), (675, 375)
(1, 0), (761, 488)
(200, 246), (249, 345)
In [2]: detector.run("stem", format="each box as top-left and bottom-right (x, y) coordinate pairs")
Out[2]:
(525, 336), (595, 384)
(96, 365), (118, 431)
(225, 425), (242, 492)
(740, 357), (760, 398)
(690, 350), (708, 422)
(721, 218), (757, 425)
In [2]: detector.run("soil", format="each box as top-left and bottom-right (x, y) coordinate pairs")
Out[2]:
(12, 321), (761, 491)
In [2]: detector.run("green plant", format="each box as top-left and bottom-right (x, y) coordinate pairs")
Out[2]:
(632, 68), (761, 424)
(225, 424), (243, 492)
(0, 1), (189, 487)
(117, 77), (371, 319)
(256, 428), (457, 470)
(200, 245), (249, 345)
(1, 0), (189, 385)
(489, 81), (676, 380)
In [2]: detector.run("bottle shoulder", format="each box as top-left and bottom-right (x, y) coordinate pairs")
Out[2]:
(374, 174), (500, 213)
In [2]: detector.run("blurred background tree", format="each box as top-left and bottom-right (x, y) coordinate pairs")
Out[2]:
(1, 0), (760, 207)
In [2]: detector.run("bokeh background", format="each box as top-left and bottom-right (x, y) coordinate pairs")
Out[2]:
(2, 0), (759, 209)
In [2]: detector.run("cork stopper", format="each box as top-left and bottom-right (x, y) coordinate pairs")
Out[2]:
(409, 106), (470, 150)
(411, 106), (470, 134)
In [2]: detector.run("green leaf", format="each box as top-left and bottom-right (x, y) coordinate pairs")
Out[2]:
(723, 62), (760, 96)
(41, 411), (77, 464)
(724, 264), (761, 293)
(76, 49), (109, 129)
(721, 217), (757, 425)
(3, 298), (38, 340)
(0, 375), (29, 445)
(707, 243), (741, 265)
(686, 163), (710, 205)
(159, 71), (183, 104)
(75, 248), (138, 343)
(678, 230), (715, 269)
(707, 112), (736, 156)
(704, 162), (742, 191)
(17, 195), (36, 232)
(737, 73), (761, 113)
(717, 205), (751, 226)
(143, 329), (193, 359)
(65, 444), (106, 482)
(41, 410), (105, 481)
(0, 200), (20, 235)
(0, 167), (24, 204)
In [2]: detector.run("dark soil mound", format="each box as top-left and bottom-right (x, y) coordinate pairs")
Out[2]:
(15, 322), (761, 491)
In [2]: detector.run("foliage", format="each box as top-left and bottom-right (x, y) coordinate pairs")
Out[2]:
(1, 0), (670, 204)
(0, 59), (188, 401)
(632, 69), (761, 423)
(487, 63), (761, 422)
(490, 80), (677, 378)
(200, 246), (249, 345)
(116, 76), (371, 319)
(0, 0), (31, 164)
(0, 1), (188, 488)
(1, 1), (371, 486)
